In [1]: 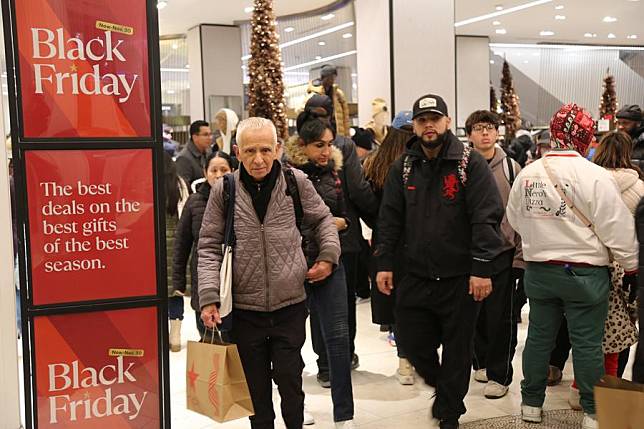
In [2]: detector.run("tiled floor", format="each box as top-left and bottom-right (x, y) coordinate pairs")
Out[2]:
(167, 299), (633, 429)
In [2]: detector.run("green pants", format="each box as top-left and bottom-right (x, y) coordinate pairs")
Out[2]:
(521, 262), (609, 415)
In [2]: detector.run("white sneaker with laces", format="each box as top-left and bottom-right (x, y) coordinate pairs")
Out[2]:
(582, 414), (598, 429)
(521, 404), (542, 423)
(484, 380), (509, 399)
(303, 406), (315, 425)
(474, 369), (488, 383)
(335, 419), (355, 428)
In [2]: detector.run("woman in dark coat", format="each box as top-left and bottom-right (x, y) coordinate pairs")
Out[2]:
(363, 112), (414, 385)
(172, 151), (233, 342)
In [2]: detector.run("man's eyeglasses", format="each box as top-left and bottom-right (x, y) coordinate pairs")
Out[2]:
(472, 124), (497, 133)
(197, 133), (213, 137)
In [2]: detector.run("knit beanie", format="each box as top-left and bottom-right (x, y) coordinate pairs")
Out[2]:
(549, 103), (595, 153)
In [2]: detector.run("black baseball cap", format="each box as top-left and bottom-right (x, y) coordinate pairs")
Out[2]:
(412, 94), (448, 119)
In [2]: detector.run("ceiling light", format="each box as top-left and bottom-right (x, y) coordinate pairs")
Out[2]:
(321, 13), (335, 21)
(490, 60), (495, 64)
(495, 5), (504, 10)
(492, 20), (501, 25)
(244, 6), (254, 13)
(284, 27), (294, 33)
(555, 15), (566, 20)
(455, 0), (553, 27)
(496, 28), (507, 34)
(284, 50), (357, 72)
(555, 4), (564, 9)
(602, 16), (617, 23)
(342, 33), (353, 39)
(540, 30), (555, 36)
(523, 60), (529, 63)
(584, 32), (594, 38)
(241, 21), (355, 61)
(171, 43), (178, 49)
(167, 89), (175, 94)
(627, 34), (638, 39)
(608, 33), (616, 38)
(490, 42), (644, 51)
(184, 64), (190, 68)
(315, 56), (322, 60)
(318, 41), (326, 46)
(157, 0), (167, 10)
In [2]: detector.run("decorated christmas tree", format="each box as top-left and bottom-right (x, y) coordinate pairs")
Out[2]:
(490, 84), (498, 112)
(247, 0), (289, 139)
(499, 60), (521, 143)
(598, 69), (617, 120)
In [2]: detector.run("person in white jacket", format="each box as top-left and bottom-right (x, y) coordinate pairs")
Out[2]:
(506, 104), (639, 429)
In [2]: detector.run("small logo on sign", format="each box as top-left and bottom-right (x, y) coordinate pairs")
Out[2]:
(419, 97), (437, 108)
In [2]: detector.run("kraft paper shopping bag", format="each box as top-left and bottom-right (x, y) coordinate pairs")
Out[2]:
(186, 336), (254, 422)
(595, 375), (644, 428)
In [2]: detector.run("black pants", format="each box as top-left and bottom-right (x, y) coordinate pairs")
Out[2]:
(550, 317), (571, 371)
(341, 252), (358, 355)
(473, 251), (517, 386)
(396, 274), (480, 421)
(633, 283), (644, 383)
(513, 268), (527, 323)
(355, 239), (372, 299)
(230, 302), (307, 429)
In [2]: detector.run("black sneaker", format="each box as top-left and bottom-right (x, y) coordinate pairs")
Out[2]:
(317, 372), (331, 388)
(351, 353), (360, 370)
(439, 419), (459, 429)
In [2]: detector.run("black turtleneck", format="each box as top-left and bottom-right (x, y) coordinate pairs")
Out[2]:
(240, 160), (281, 224)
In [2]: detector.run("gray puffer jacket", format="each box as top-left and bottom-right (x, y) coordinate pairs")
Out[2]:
(198, 165), (341, 312)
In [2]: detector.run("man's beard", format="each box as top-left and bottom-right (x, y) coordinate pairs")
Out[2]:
(420, 130), (449, 149)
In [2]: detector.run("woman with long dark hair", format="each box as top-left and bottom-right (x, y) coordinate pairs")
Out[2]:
(363, 111), (415, 385)
(284, 112), (355, 428)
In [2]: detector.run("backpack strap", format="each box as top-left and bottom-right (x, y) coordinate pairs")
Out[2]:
(402, 155), (412, 186)
(222, 173), (236, 247)
(282, 167), (304, 233)
(503, 156), (516, 186)
(457, 144), (472, 186)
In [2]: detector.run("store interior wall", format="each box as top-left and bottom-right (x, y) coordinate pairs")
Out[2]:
(456, 36), (490, 129)
(188, 26), (205, 122)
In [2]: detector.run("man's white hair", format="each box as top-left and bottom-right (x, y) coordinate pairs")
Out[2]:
(236, 117), (277, 147)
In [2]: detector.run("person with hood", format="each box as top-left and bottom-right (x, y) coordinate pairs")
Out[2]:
(303, 94), (379, 379)
(466, 110), (522, 400)
(172, 151), (233, 346)
(507, 104), (638, 429)
(284, 112), (355, 428)
(507, 128), (534, 167)
(375, 94), (505, 429)
(307, 65), (351, 137)
(616, 105), (644, 166)
(214, 108), (240, 154)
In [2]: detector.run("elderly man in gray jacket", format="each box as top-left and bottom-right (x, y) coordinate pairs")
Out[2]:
(199, 117), (341, 429)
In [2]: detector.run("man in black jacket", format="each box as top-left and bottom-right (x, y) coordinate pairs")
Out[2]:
(303, 95), (379, 382)
(375, 94), (505, 429)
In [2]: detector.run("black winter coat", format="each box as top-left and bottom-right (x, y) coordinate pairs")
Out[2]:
(633, 196), (644, 383)
(333, 135), (379, 253)
(375, 131), (505, 279)
(284, 137), (349, 264)
(173, 181), (210, 310)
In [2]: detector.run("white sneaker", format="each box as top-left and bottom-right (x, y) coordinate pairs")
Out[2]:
(582, 414), (598, 429)
(335, 420), (355, 428)
(568, 385), (582, 411)
(396, 358), (415, 385)
(303, 405), (315, 425)
(484, 380), (509, 399)
(474, 368), (488, 383)
(521, 404), (542, 423)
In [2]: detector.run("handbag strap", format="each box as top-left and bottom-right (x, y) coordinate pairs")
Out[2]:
(222, 173), (236, 247)
(542, 156), (594, 229)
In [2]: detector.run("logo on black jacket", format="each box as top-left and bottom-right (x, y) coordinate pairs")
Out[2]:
(442, 173), (460, 200)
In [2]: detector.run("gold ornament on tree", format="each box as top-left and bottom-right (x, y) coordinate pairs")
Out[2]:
(598, 68), (617, 120)
(499, 60), (522, 144)
(247, 0), (289, 139)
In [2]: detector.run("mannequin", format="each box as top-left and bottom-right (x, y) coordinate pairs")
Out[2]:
(214, 108), (239, 154)
(306, 64), (351, 137)
(365, 98), (389, 145)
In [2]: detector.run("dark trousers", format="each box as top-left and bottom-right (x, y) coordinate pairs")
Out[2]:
(308, 265), (354, 422)
(396, 274), (479, 421)
(168, 295), (184, 320)
(513, 268), (527, 322)
(473, 251), (517, 386)
(341, 252), (358, 355)
(355, 239), (372, 299)
(231, 302), (307, 429)
(633, 283), (644, 383)
(550, 317), (571, 371)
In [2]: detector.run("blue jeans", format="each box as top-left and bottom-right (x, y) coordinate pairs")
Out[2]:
(306, 264), (354, 422)
(168, 295), (184, 320)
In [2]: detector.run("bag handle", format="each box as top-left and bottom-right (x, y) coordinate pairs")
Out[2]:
(207, 324), (224, 345)
(542, 156), (593, 229)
